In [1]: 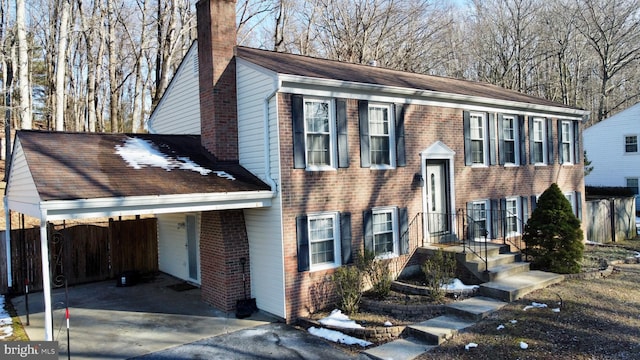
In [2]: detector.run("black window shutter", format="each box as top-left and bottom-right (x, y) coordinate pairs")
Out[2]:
(497, 114), (505, 165)
(573, 121), (581, 164)
(530, 195), (537, 213)
(576, 191), (582, 220)
(363, 210), (373, 253)
(399, 207), (409, 255)
(340, 212), (352, 264)
(493, 199), (503, 239)
(488, 113), (497, 165)
(395, 104), (406, 167)
(336, 99), (349, 168)
(546, 118), (555, 164)
(520, 196), (529, 225)
(529, 117), (535, 164)
(519, 115), (527, 165)
(558, 119), (564, 164)
(359, 100), (370, 167)
(463, 111), (472, 165)
(466, 202), (473, 239)
(292, 95), (306, 169)
(296, 215), (309, 272)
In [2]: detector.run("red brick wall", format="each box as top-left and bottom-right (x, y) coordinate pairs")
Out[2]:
(196, 0), (238, 161)
(199, 210), (251, 312)
(276, 94), (584, 321)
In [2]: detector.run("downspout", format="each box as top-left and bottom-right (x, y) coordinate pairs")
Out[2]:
(40, 209), (53, 341)
(263, 83), (281, 193)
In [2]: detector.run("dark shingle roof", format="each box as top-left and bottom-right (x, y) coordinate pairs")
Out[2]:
(17, 131), (271, 201)
(236, 46), (577, 111)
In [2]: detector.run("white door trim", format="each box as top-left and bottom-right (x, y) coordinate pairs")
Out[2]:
(421, 141), (456, 243)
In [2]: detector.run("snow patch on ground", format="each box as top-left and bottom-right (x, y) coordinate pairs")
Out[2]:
(318, 309), (363, 329)
(441, 278), (480, 291)
(0, 295), (13, 340)
(308, 327), (372, 347)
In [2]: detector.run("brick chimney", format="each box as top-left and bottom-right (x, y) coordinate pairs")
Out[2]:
(196, 0), (238, 161)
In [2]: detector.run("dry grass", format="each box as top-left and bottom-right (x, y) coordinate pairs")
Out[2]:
(417, 239), (640, 360)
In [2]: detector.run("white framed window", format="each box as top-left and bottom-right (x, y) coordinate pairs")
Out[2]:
(307, 212), (341, 271)
(625, 135), (638, 154)
(505, 197), (521, 236)
(470, 112), (487, 165)
(469, 200), (490, 240)
(532, 118), (546, 164)
(372, 207), (398, 257)
(368, 103), (395, 168)
(502, 115), (518, 165)
(561, 121), (574, 164)
(304, 98), (336, 169)
(564, 192), (576, 215)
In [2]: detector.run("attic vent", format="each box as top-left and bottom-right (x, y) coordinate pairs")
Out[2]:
(368, 60), (378, 67)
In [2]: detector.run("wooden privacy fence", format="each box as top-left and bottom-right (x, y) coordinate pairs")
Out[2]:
(1, 218), (158, 294)
(585, 197), (636, 243)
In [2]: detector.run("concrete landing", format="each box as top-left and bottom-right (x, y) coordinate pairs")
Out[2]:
(363, 337), (436, 360)
(407, 315), (476, 344)
(445, 296), (508, 321)
(479, 270), (565, 302)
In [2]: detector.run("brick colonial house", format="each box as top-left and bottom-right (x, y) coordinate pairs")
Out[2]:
(5, 0), (588, 337)
(144, 0), (588, 321)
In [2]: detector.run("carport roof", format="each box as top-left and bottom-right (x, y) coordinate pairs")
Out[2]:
(6, 130), (274, 220)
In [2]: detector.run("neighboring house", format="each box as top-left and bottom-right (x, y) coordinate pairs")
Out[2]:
(145, 0), (588, 321)
(5, 0), (588, 336)
(584, 102), (640, 199)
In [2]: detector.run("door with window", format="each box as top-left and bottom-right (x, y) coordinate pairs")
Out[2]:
(186, 214), (199, 283)
(426, 159), (451, 241)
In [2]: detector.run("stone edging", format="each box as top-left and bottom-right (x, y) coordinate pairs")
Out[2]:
(296, 317), (405, 342)
(564, 256), (640, 280)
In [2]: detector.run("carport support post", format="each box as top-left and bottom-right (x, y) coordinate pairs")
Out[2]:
(40, 211), (53, 341)
(3, 197), (11, 288)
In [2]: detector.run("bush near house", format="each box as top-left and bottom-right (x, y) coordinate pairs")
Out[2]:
(523, 183), (584, 274)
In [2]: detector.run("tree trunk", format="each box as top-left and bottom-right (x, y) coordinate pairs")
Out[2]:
(16, 0), (32, 129)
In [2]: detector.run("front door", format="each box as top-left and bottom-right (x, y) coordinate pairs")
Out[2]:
(426, 159), (451, 240)
(186, 215), (199, 282)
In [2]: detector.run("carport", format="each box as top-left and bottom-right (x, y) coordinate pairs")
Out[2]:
(4, 131), (275, 341)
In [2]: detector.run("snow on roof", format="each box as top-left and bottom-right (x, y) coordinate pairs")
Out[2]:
(115, 137), (235, 180)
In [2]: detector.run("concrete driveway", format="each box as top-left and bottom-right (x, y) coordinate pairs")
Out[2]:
(10, 273), (361, 359)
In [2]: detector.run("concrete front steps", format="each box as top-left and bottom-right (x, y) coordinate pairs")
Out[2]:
(363, 297), (507, 360)
(362, 244), (565, 360)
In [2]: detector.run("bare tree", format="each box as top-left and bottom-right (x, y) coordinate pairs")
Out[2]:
(54, 0), (71, 131)
(573, 0), (640, 121)
(16, 0), (31, 129)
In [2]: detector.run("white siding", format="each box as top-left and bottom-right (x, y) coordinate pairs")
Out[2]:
(6, 139), (41, 217)
(238, 61), (286, 318)
(147, 43), (201, 135)
(237, 61), (278, 176)
(584, 102), (640, 187)
(157, 213), (201, 284)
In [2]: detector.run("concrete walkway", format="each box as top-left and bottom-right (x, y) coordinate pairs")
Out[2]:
(11, 274), (278, 359)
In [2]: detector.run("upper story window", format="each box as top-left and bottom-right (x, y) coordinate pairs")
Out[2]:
(502, 116), (516, 164)
(560, 121), (574, 164)
(304, 99), (335, 168)
(464, 111), (494, 166)
(498, 114), (525, 166)
(532, 118), (546, 164)
(625, 135), (638, 153)
(292, 95), (349, 170)
(368, 104), (395, 168)
(470, 113), (485, 164)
